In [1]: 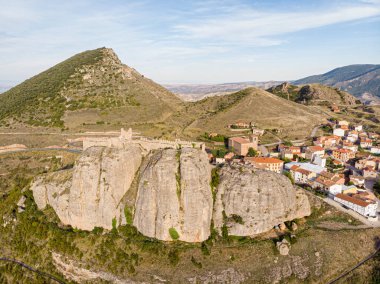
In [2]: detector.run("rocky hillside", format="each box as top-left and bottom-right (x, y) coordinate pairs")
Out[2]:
(294, 64), (380, 104)
(30, 146), (310, 242)
(0, 47), (182, 128)
(0, 47), (329, 141)
(167, 87), (327, 140)
(267, 82), (359, 106)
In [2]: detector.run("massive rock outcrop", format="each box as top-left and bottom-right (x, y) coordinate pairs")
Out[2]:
(31, 144), (311, 242)
(213, 165), (311, 236)
(31, 146), (142, 230)
(133, 148), (213, 242)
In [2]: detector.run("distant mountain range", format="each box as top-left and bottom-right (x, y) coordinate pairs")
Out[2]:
(165, 64), (380, 104)
(163, 81), (281, 101)
(294, 64), (380, 105)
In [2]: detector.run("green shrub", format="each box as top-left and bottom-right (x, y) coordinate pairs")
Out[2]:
(169, 227), (180, 240)
(230, 214), (244, 224)
(124, 206), (133, 225)
(210, 168), (220, 202)
(168, 249), (180, 266)
(191, 256), (202, 268)
(201, 242), (210, 256)
(111, 217), (117, 234)
(222, 224), (229, 239)
(247, 147), (257, 157)
(283, 171), (294, 184)
(92, 227), (104, 235)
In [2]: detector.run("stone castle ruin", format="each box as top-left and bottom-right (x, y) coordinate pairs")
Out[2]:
(83, 128), (206, 153)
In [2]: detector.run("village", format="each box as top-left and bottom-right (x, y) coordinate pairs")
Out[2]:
(205, 119), (380, 224)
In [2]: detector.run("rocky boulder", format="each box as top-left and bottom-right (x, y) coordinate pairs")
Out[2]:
(213, 165), (311, 237)
(31, 146), (142, 230)
(133, 148), (213, 242)
(276, 239), (291, 256)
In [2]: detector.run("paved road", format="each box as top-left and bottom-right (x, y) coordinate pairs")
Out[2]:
(323, 197), (380, 227)
(310, 125), (321, 138)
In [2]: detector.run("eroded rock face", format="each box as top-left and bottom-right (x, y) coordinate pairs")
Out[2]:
(133, 148), (213, 242)
(31, 146), (142, 230)
(213, 165), (311, 237)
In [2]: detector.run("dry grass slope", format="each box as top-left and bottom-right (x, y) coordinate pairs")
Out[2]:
(165, 87), (327, 140)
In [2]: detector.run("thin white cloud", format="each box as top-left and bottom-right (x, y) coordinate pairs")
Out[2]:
(175, 4), (380, 45)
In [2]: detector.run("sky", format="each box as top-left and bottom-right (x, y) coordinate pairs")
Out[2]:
(1, 0), (380, 85)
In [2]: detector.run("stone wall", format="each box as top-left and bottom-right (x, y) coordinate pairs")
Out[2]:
(82, 128), (205, 153)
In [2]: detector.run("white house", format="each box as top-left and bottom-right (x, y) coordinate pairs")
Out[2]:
(333, 128), (346, 137)
(214, 157), (226, 164)
(360, 138), (373, 149)
(312, 172), (345, 195)
(354, 125), (363, 132)
(338, 120), (349, 127)
(370, 147), (380, 154)
(285, 162), (325, 175)
(346, 134), (358, 143)
(305, 146), (325, 160)
(289, 165), (316, 184)
(349, 175), (365, 187)
(342, 143), (358, 153)
(312, 155), (326, 168)
(334, 193), (378, 218)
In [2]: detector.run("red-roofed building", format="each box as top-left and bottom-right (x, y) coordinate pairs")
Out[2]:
(314, 135), (341, 148)
(224, 152), (235, 161)
(332, 148), (355, 162)
(289, 165), (316, 184)
(313, 171), (345, 195)
(363, 166), (379, 180)
(360, 138), (373, 149)
(334, 193), (378, 218)
(244, 157), (284, 173)
(280, 146), (301, 160)
(228, 135), (258, 156)
(305, 146), (325, 160)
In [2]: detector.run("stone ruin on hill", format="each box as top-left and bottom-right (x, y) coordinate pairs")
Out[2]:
(82, 128), (206, 153)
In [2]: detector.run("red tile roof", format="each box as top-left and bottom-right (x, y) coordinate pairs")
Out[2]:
(308, 146), (324, 152)
(229, 137), (250, 144)
(245, 157), (284, 164)
(335, 193), (373, 208)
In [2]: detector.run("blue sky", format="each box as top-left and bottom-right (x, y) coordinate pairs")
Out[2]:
(1, 0), (380, 85)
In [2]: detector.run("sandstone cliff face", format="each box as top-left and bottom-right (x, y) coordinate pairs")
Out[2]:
(213, 165), (311, 236)
(31, 145), (311, 242)
(31, 146), (142, 230)
(133, 148), (213, 242)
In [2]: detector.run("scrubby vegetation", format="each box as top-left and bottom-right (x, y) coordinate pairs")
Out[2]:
(0, 48), (105, 127)
(1, 158), (379, 283)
